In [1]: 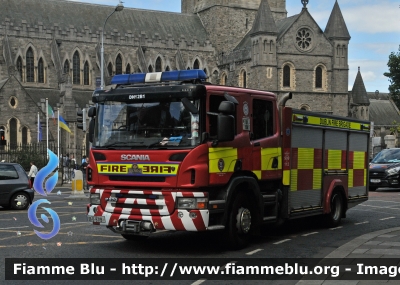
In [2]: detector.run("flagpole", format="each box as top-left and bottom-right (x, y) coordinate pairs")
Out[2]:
(57, 109), (60, 163)
(37, 112), (40, 142)
(46, 98), (49, 153)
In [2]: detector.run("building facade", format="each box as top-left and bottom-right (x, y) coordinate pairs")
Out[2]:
(0, 0), (355, 153)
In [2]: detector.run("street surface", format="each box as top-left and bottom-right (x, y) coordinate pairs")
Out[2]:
(1, 187), (400, 284)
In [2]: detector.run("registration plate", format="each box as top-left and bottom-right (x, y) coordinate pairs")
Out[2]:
(88, 216), (106, 223)
(370, 179), (381, 183)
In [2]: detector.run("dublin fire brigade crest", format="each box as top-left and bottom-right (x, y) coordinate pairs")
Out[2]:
(130, 163), (142, 174)
(218, 159), (225, 172)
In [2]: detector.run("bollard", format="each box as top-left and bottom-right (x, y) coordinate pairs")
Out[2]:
(67, 170), (88, 200)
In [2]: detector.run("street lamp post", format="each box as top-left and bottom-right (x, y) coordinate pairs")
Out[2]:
(101, 1), (124, 90)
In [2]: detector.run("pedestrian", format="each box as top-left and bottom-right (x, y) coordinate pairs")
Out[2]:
(81, 155), (86, 164)
(28, 161), (38, 190)
(62, 154), (70, 183)
(81, 157), (89, 190)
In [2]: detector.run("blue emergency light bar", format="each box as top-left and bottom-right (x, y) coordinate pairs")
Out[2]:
(111, 69), (207, 85)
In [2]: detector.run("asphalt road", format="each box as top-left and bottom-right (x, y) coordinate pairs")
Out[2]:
(1, 187), (400, 285)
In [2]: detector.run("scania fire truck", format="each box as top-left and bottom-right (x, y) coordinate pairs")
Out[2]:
(86, 69), (370, 248)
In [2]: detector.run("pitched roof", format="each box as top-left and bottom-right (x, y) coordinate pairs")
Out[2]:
(352, 68), (370, 105)
(369, 99), (400, 126)
(324, 1), (350, 40)
(235, 15), (298, 51)
(0, 0), (209, 43)
(250, 0), (277, 36)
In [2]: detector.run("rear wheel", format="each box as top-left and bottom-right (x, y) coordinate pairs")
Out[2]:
(325, 191), (343, 228)
(225, 192), (253, 249)
(10, 192), (30, 210)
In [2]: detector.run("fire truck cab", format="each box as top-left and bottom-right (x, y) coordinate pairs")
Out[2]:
(86, 70), (370, 249)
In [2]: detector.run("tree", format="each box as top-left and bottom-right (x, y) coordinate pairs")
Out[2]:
(384, 47), (400, 108)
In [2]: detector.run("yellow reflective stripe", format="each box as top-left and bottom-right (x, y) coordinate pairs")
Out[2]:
(283, 170), (290, 186)
(209, 147), (238, 173)
(348, 169), (354, 188)
(293, 113), (370, 131)
(364, 169), (367, 186)
(313, 169), (322, 189)
(327, 150), (341, 169)
(353, 151), (365, 169)
(261, 147), (282, 170)
(290, 169), (298, 191)
(253, 170), (261, 180)
(298, 148), (314, 169)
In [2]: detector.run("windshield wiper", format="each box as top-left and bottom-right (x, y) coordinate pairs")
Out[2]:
(102, 141), (144, 148)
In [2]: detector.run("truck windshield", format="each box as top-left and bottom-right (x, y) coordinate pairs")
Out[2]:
(93, 100), (200, 148)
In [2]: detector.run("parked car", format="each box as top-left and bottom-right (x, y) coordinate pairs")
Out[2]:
(369, 148), (400, 191)
(0, 162), (34, 210)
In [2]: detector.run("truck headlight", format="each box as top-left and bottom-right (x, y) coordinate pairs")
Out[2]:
(177, 197), (208, 209)
(90, 193), (101, 205)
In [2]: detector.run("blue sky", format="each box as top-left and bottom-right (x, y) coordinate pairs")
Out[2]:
(73, 0), (400, 93)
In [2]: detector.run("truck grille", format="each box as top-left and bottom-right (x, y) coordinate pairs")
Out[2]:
(109, 176), (165, 182)
(102, 190), (175, 216)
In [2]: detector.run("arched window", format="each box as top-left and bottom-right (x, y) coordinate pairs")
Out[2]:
(26, 48), (34, 82)
(315, 66), (322, 88)
(283, 65), (291, 87)
(22, 127), (27, 145)
(17, 57), (23, 79)
(240, 69), (247, 88)
(155, 57), (162, 72)
(221, 73), (227, 86)
(83, 61), (89, 85)
(38, 58), (44, 83)
(193, 59), (200, 70)
(165, 66), (170, 71)
(107, 62), (113, 76)
(9, 118), (17, 149)
(116, 54), (122, 75)
(126, 64), (131, 74)
(63, 60), (70, 74)
(73, 51), (80, 84)
(148, 65), (153, 73)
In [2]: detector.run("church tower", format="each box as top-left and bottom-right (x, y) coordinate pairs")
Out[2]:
(182, 0), (287, 53)
(250, 0), (278, 90)
(181, 0), (286, 21)
(325, 0), (350, 94)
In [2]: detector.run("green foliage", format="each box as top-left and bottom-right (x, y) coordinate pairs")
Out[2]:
(384, 48), (400, 108)
(10, 150), (47, 171)
(389, 120), (400, 134)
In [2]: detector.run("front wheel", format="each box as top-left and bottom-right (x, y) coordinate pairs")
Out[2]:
(225, 192), (253, 249)
(10, 192), (30, 210)
(325, 191), (344, 228)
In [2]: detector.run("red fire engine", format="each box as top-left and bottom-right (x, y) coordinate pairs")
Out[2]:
(86, 70), (370, 248)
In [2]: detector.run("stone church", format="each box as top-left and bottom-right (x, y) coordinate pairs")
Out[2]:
(0, 0), (371, 154)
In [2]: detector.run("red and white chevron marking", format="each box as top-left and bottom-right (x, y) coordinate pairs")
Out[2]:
(88, 189), (209, 232)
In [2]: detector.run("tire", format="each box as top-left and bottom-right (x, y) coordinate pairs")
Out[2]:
(121, 234), (148, 241)
(325, 191), (343, 228)
(225, 192), (253, 249)
(369, 187), (377, 192)
(10, 192), (30, 210)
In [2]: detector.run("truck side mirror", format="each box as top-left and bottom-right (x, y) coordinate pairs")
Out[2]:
(217, 114), (234, 142)
(88, 119), (95, 143)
